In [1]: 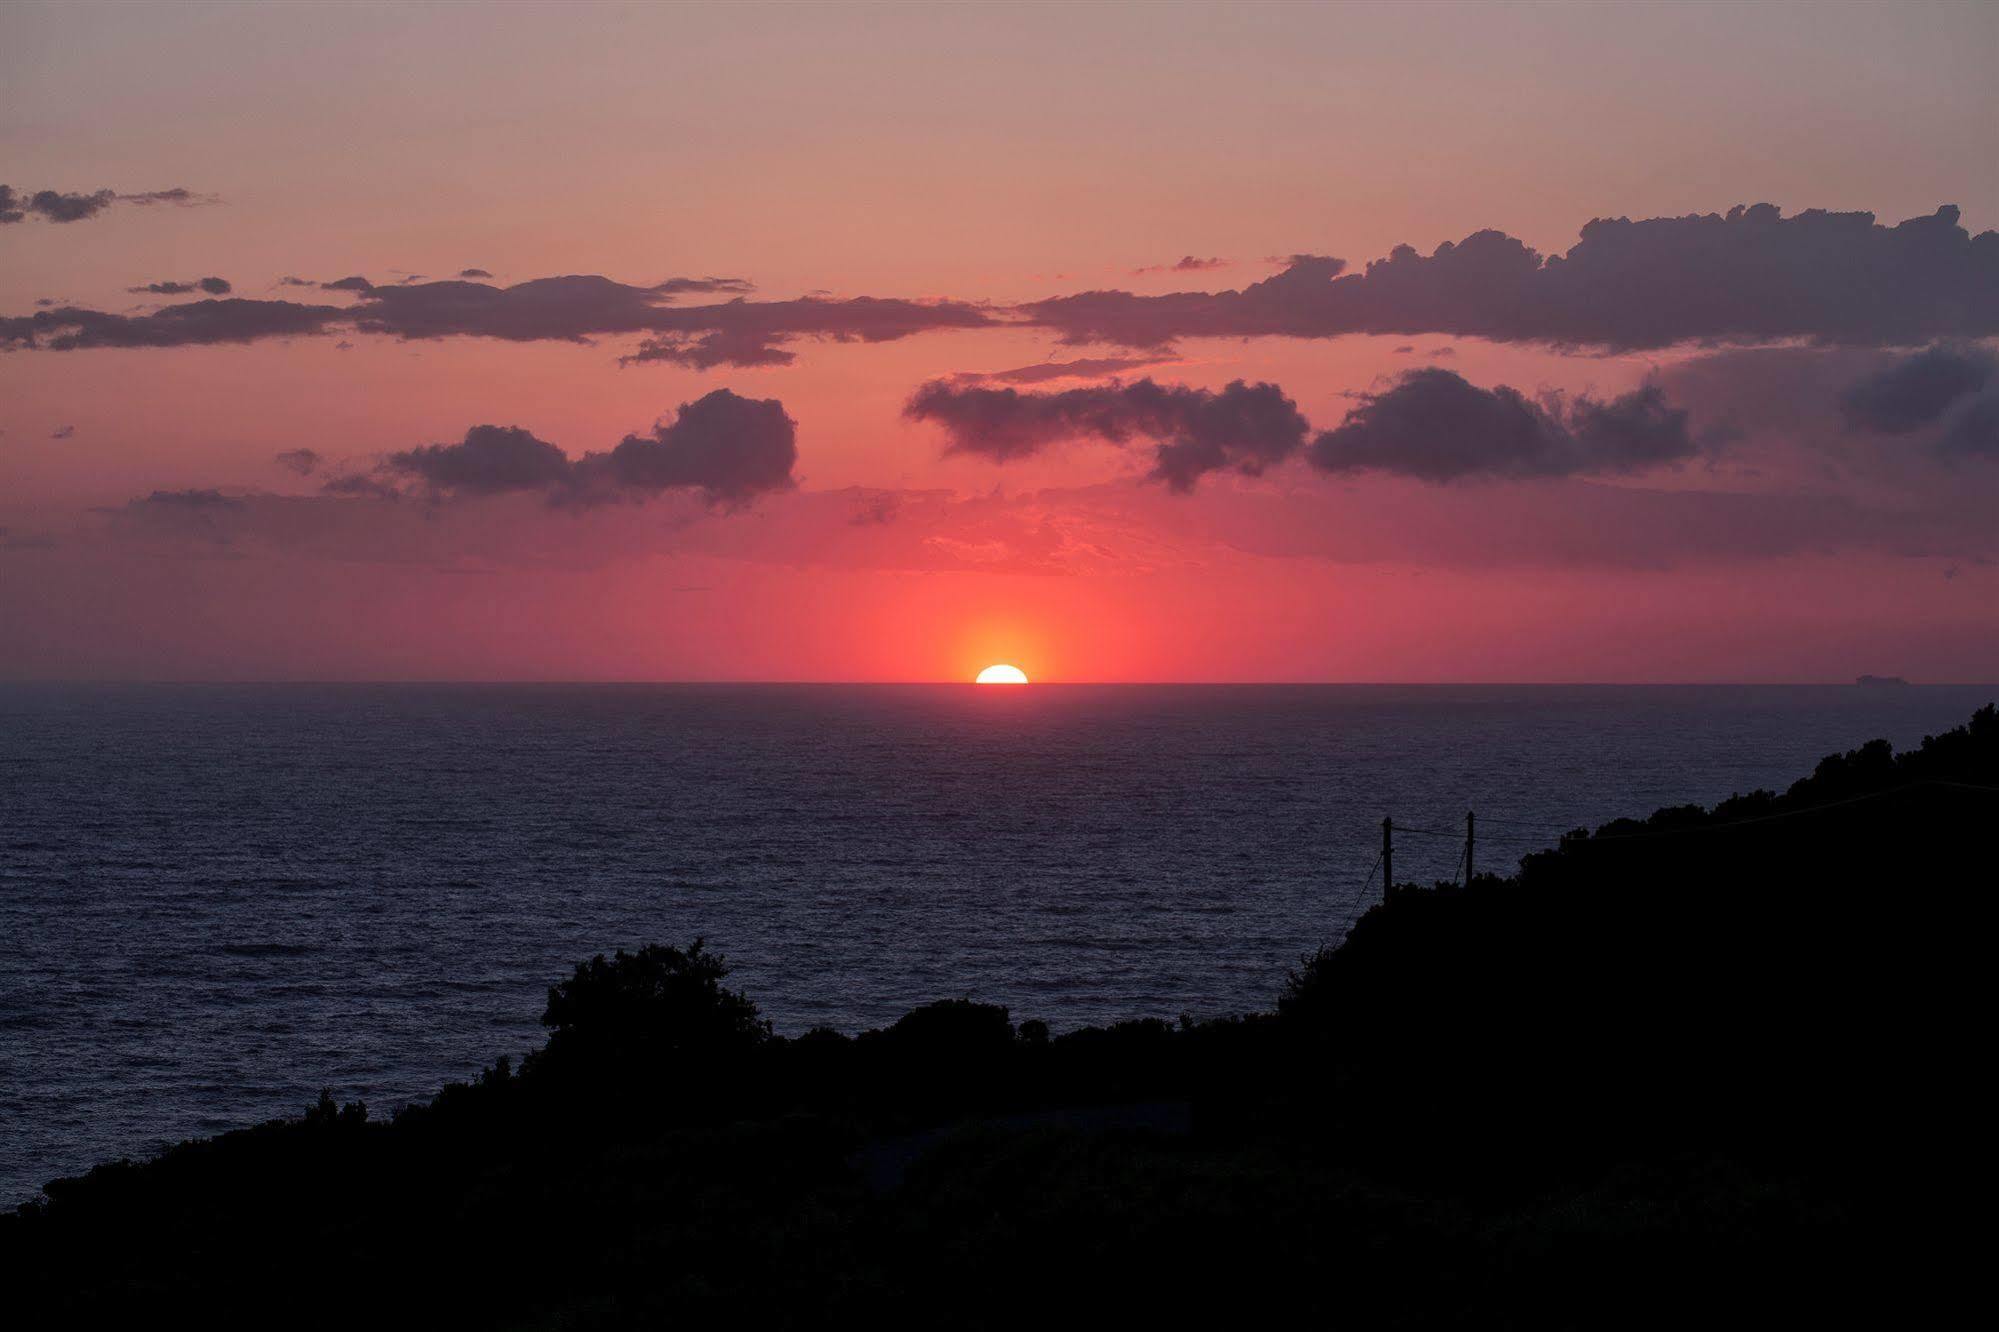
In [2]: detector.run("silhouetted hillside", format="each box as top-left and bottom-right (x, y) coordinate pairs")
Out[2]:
(4, 706), (1992, 1328)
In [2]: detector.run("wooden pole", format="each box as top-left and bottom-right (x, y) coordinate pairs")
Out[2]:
(1382, 816), (1394, 901)
(1465, 810), (1474, 884)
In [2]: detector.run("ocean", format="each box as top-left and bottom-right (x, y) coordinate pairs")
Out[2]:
(1, 682), (1991, 1203)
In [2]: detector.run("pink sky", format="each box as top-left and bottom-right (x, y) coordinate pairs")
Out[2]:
(3, 1), (1996, 681)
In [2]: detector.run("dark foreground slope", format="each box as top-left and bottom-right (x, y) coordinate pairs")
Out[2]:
(5, 707), (1994, 1328)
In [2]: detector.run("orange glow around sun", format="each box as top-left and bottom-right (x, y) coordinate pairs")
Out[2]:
(975, 664), (1029, 685)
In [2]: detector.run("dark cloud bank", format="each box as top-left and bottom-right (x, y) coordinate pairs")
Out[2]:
(0, 185), (213, 224)
(127, 277), (232, 297)
(325, 388), (797, 508)
(1132, 256), (1231, 276)
(1311, 369), (1694, 481)
(907, 368), (1695, 487)
(8, 202), (1989, 366)
(908, 342), (1999, 515)
(112, 467), (1999, 578)
(3, 272), (993, 368)
(1839, 344), (1998, 457)
(1025, 204), (1999, 350)
(906, 378), (1310, 491)
(952, 354), (1178, 385)
(141, 487), (243, 511)
(5, 298), (345, 349)
(618, 295), (994, 369)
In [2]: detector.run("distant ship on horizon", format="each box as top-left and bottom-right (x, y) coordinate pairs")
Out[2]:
(1855, 675), (1911, 687)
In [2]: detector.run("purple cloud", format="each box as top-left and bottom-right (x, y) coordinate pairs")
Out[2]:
(139, 488), (244, 510)
(910, 368), (1698, 488)
(1840, 344), (1995, 434)
(1132, 256), (1232, 276)
(1026, 205), (1999, 351)
(1308, 368), (1695, 481)
(127, 276), (232, 296)
(2, 299), (348, 349)
(4, 272), (986, 369)
(573, 389), (798, 506)
(0, 185), (216, 224)
(342, 389), (798, 508)
(905, 377), (1310, 491)
(950, 354), (1178, 385)
(620, 294), (995, 369)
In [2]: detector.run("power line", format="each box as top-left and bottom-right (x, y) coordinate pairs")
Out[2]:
(1334, 851), (1385, 939)
(1464, 815), (1578, 834)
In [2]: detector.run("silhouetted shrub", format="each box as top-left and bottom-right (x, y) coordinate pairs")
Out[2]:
(1275, 945), (1339, 1026)
(301, 1088), (367, 1128)
(531, 939), (770, 1073)
(875, 999), (1014, 1055)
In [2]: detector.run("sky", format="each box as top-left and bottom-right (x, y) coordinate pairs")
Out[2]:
(3, 0), (1996, 682)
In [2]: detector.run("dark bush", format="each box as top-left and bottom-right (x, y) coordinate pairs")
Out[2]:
(530, 939), (770, 1074)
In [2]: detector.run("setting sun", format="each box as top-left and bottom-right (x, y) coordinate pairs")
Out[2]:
(975, 664), (1029, 685)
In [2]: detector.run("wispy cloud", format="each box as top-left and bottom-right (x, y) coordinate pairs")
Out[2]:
(0, 184), (218, 224)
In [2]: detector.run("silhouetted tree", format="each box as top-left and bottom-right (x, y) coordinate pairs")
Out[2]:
(875, 999), (1014, 1055)
(531, 940), (770, 1073)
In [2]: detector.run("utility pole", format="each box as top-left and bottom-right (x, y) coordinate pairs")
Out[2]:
(1381, 816), (1394, 902)
(1464, 810), (1474, 884)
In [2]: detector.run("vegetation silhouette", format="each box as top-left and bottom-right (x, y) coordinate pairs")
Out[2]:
(3, 706), (1992, 1327)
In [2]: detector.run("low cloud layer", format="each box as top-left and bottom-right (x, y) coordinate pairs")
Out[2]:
(1309, 369), (1696, 481)
(376, 426), (573, 495)
(100, 468), (1999, 583)
(0, 185), (214, 225)
(342, 274), (769, 342)
(1132, 256), (1230, 276)
(905, 377), (1310, 490)
(619, 295), (996, 369)
(4, 272), (992, 368)
(1026, 204), (1999, 351)
(1839, 343), (1998, 458)
(6, 201), (1992, 367)
(951, 354), (1178, 385)
(140, 487), (244, 510)
(908, 368), (1697, 487)
(1939, 394), (1999, 458)
(4, 298), (348, 349)
(127, 276), (232, 297)
(341, 388), (798, 507)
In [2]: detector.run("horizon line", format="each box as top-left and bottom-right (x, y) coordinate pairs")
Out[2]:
(4, 678), (1996, 689)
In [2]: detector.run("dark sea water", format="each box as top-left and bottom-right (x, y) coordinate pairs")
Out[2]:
(1, 682), (1992, 1203)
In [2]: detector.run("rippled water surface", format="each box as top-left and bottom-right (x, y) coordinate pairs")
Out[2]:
(2, 682), (1991, 1202)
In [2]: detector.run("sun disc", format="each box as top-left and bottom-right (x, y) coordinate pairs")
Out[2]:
(975, 664), (1029, 685)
